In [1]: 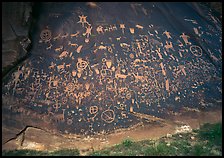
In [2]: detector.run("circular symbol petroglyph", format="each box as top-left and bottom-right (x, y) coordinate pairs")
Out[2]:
(101, 109), (115, 123)
(40, 29), (52, 41)
(190, 45), (202, 57)
(126, 92), (132, 100)
(66, 83), (75, 92)
(67, 118), (73, 125)
(53, 103), (61, 112)
(89, 106), (98, 114)
(129, 53), (135, 59)
(77, 59), (88, 70)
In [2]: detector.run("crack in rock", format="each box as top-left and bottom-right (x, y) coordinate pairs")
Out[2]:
(3, 125), (50, 146)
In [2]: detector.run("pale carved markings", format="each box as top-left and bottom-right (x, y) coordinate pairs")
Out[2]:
(40, 29), (52, 42)
(3, 12), (221, 135)
(180, 33), (191, 45)
(77, 15), (89, 27)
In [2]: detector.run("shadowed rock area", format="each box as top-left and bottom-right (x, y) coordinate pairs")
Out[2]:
(2, 2), (222, 151)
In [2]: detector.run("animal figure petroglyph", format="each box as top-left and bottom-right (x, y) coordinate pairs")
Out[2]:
(55, 46), (63, 52)
(54, 109), (65, 122)
(59, 51), (69, 59)
(70, 31), (79, 37)
(136, 24), (143, 29)
(98, 45), (107, 50)
(57, 63), (65, 71)
(68, 41), (78, 47)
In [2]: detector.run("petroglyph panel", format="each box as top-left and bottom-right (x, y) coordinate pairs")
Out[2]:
(2, 2), (222, 136)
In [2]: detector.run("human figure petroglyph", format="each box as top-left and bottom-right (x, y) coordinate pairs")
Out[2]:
(164, 41), (175, 52)
(83, 24), (92, 38)
(12, 67), (24, 94)
(77, 15), (89, 27)
(180, 33), (191, 45)
(120, 24), (125, 34)
(163, 30), (172, 39)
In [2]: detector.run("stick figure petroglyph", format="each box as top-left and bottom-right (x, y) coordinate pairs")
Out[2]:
(180, 33), (191, 45)
(83, 24), (92, 38)
(164, 41), (175, 52)
(120, 24), (125, 34)
(12, 67), (24, 95)
(163, 30), (172, 39)
(77, 15), (89, 27)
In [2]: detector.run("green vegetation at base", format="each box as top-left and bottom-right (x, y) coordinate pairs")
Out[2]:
(2, 122), (222, 156)
(89, 122), (222, 156)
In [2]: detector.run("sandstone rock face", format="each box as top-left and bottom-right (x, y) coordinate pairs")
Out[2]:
(2, 2), (33, 73)
(2, 2), (222, 151)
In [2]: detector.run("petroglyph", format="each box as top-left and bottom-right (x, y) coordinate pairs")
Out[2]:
(2, 3), (221, 136)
